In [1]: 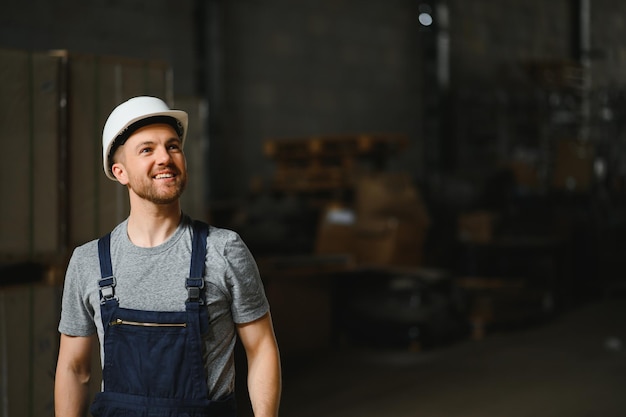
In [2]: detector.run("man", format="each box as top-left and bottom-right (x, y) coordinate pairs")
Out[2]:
(55, 96), (281, 417)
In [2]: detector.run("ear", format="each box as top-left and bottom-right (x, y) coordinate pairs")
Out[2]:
(111, 163), (129, 185)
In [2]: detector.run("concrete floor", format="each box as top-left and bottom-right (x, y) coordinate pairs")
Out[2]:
(272, 294), (626, 417)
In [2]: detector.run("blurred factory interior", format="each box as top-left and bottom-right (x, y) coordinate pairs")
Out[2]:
(2, 0), (626, 415)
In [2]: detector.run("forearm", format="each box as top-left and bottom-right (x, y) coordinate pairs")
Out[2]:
(55, 334), (94, 417)
(247, 341), (282, 417)
(54, 365), (91, 417)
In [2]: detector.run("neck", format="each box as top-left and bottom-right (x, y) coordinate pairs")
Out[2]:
(126, 200), (183, 248)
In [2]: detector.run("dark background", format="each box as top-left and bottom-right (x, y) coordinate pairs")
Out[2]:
(3, 1), (626, 416)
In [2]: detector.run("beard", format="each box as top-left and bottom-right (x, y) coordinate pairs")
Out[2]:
(127, 168), (188, 205)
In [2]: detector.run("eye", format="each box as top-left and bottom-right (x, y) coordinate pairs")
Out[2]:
(139, 146), (153, 154)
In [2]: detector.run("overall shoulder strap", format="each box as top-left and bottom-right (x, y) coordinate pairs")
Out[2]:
(97, 233), (117, 303)
(98, 233), (113, 278)
(186, 220), (209, 303)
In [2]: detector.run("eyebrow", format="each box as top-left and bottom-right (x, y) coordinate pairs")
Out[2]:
(135, 137), (182, 149)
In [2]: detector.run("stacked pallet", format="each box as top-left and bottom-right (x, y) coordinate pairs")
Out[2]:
(264, 133), (409, 193)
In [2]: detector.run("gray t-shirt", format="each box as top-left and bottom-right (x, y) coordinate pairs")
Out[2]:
(58, 215), (269, 399)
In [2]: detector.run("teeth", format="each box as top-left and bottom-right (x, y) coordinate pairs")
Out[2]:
(155, 173), (174, 179)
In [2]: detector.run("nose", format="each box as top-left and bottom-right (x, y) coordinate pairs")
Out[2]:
(155, 145), (173, 165)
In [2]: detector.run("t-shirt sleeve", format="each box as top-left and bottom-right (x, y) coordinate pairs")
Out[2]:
(224, 233), (269, 324)
(58, 246), (98, 337)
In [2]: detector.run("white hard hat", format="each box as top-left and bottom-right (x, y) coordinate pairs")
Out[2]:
(102, 96), (188, 180)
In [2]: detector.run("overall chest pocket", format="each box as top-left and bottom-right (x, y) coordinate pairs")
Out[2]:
(103, 309), (199, 399)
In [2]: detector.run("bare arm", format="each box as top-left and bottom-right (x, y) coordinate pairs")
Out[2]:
(54, 333), (95, 417)
(237, 312), (282, 417)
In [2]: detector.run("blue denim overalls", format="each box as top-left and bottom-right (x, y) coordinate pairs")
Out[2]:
(90, 221), (237, 417)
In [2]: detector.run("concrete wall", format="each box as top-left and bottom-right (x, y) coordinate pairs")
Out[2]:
(3, 0), (626, 202)
(212, 0), (423, 199)
(0, 0), (197, 94)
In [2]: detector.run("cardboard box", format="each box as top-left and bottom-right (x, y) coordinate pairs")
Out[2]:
(315, 177), (429, 268)
(315, 209), (427, 267)
(353, 217), (426, 267)
(315, 205), (356, 256)
(354, 172), (430, 228)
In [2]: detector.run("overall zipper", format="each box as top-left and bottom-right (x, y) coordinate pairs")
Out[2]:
(109, 318), (187, 328)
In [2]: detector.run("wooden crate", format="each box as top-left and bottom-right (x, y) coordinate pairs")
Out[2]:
(264, 133), (409, 193)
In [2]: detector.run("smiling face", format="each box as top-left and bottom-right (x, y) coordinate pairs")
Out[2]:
(111, 123), (187, 205)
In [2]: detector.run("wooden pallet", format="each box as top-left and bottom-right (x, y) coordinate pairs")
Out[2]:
(264, 133), (409, 194)
(264, 133), (408, 160)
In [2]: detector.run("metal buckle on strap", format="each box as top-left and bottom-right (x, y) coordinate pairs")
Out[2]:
(98, 276), (117, 303)
(186, 277), (205, 304)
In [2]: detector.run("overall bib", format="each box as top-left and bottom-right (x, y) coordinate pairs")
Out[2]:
(90, 221), (237, 417)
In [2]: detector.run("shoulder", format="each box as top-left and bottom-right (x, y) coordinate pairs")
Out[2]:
(63, 239), (101, 308)
(207, 225), (247, 253)
(68, 238), (100, 268)
(185, 218), (257, 269)
(68, 221), (127, 271)
(205, 225), (258, 272)
(208, 225), (240, 241)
